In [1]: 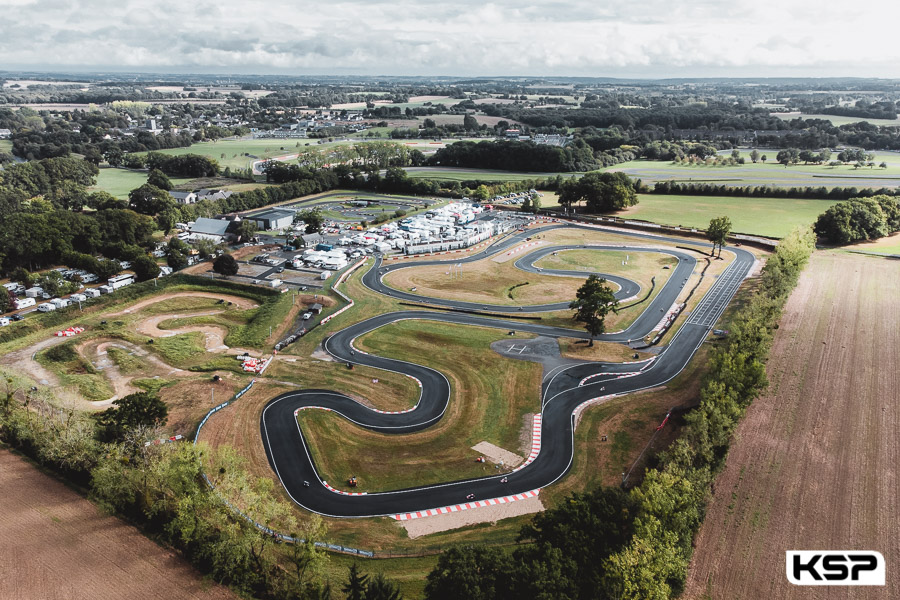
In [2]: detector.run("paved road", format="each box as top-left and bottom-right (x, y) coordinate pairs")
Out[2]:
(261, 223), (756, 517)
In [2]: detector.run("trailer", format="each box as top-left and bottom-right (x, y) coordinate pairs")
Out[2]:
(37, 303), (57, 312)
(108, 274), (135, 290)
(14, 297), (36, 310)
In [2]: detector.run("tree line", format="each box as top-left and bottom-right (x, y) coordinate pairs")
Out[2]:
(653, 180), (900, 202)
(814, 194), (900, 244)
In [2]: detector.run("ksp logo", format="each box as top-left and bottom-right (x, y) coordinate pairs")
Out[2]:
(786, 551), (885, 586)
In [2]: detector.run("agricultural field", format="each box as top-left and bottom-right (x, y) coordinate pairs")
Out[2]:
(0, 449), (236, 600)
(607, 193), (833, 238)
(605, 152), (900, 189)
(685, 252), (900, 599)
(91, 167), (193, 198)
(0, 139), (13, 154)
(772, 112), (900, 127)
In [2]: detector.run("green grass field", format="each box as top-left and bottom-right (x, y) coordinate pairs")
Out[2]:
(604, 153), (900, 189)
(92, 167), (192, 198)
(605, 193), (834, 238)
(0, 139), (13, 154)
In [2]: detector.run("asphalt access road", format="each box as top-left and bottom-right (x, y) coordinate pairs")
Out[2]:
(260, 224), (756, 517)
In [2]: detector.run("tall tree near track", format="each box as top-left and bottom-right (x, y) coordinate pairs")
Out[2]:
(706, 216), (732, 258)
(569, 274), (618, 347)
(749, 149), (760, 163)
(213, 253), (239, 276)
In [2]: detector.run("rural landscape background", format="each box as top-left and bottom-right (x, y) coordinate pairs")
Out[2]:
(2, 1), (899, 599)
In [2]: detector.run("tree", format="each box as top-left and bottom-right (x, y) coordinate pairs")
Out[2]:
(236, 219), (258, 242)
(147, 169), (173, 191)
(569, 275), (618, 346)
(760, 154), (767, 163)
(814, 197), (891, 244)
(298, 209), (324, 234)
(749, 149), (760, 163)
(343, 564), (369, 600)
(94, 392), (168, 443)
(365, 573), (403, 600)
(706, 216), (732, 258)
(0, 289), (12, 314)
(131, 255), (160, 281)
(424, 545), (509, 600)
(558, 172), (637, 213)
(463, 114), (478, 132)
(776, 148), (800, 166)
(213, 253), (239, 276)
(128, 184), (175, 216)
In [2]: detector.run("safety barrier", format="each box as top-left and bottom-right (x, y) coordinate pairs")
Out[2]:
(194, 378), (376, 557)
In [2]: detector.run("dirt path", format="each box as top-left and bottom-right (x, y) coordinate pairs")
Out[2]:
(0, 449), (237, 600)
(0, 334), (69, 386)
(136, 312), (231, 352)
(684, 252), (900, 599)
(109, 291), (259, 315)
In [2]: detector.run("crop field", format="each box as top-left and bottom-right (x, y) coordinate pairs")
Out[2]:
(606, 193), (833, 238)
(684, 252), (900, 599)
(605, 152), (900, 189)
(0, 449), (236, 600)
(92, 167), (193, 198)
(772, 112), (900, 127)
(0, 139), (12, 154)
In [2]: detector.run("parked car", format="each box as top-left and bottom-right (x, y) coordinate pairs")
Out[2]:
(302, 312), (313, 320)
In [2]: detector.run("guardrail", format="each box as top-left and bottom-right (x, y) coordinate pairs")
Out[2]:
(194, 378), (376, 557)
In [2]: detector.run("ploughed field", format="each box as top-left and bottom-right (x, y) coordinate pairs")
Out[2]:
(684, 251), (900, 599)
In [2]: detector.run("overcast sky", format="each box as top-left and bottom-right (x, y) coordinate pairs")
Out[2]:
(2, 0), (900, 78)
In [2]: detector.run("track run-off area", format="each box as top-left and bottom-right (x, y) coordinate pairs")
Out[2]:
(260, 223), (757, 519)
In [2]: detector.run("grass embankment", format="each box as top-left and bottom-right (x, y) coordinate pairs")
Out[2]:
(296, 320), (541, 493)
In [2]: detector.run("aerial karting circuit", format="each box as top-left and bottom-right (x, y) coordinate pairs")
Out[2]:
(261, 223), (756, 518)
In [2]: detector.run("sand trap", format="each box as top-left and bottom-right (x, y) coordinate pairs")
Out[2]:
(472, 441), (524, 468)
(399, 496), (544, 538)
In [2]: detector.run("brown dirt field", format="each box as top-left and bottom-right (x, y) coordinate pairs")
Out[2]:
(684, 252), (900, 599)
(0, 449), (236, 600)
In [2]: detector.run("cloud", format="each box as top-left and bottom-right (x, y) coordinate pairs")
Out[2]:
(1, 0), (899, 76)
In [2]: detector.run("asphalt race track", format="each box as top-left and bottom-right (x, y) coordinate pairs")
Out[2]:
(261, 223), (756, 517)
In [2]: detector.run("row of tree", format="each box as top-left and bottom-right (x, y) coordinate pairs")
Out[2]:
(653, 180), (900, 201)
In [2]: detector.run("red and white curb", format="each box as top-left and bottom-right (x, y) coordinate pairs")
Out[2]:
(652, 302), (683, 332)
(391, 489), (541, 520)
(322, 481), (367, 496)
(371, 375), (423, 414)
(579, 371), (641, 386)
(511, 414), (542, 473)
(506, 240), (544, 256)
(294, 406), (333, 415)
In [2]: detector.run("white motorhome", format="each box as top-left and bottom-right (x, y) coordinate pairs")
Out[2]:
(50, 298), (69, 309)
(14, 297), (36, 310)
(83, 288), (101, 299)
(108, 274), (135, 290)
(37, 303), (57, 312)
(0, 317), (9, 327)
